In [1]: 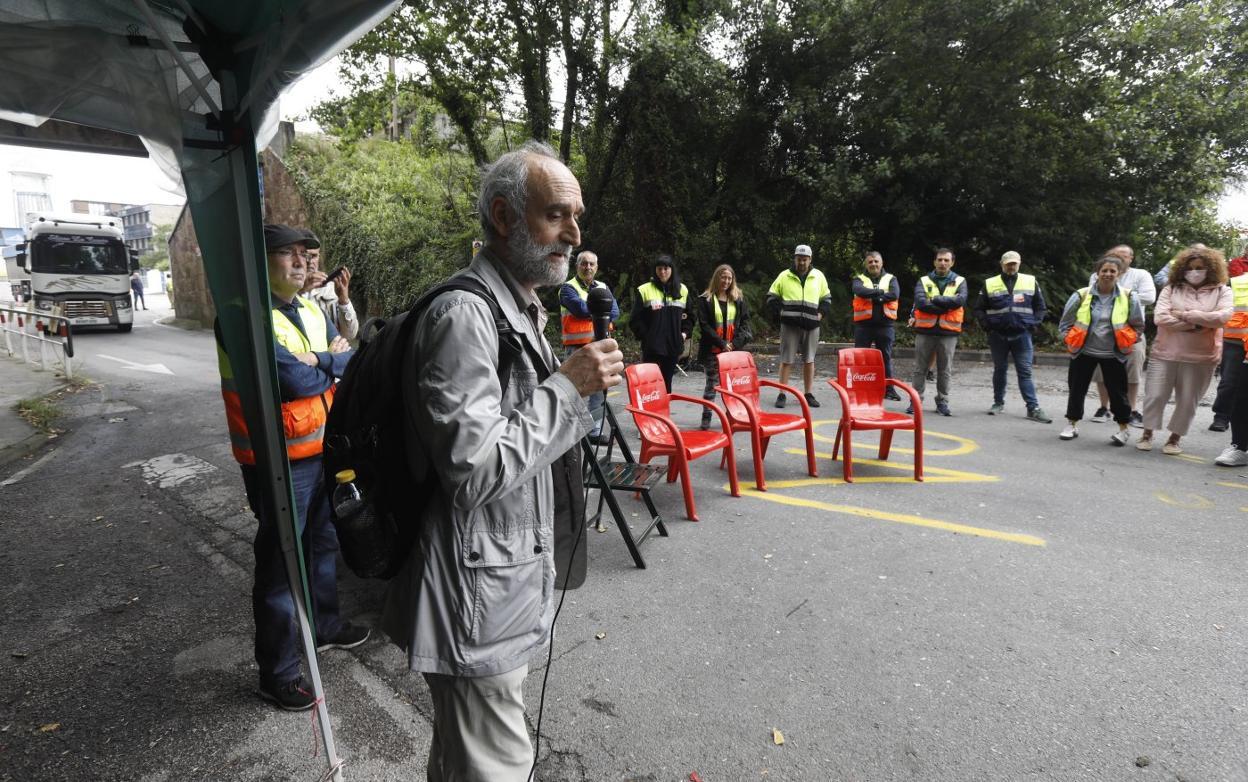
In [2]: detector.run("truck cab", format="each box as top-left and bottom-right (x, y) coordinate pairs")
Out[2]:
(17, 215), (137, 332)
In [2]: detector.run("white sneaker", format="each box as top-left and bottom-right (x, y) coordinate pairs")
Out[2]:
(1215, 446), (1248, 467)
(1110, 428), (1130, 447)
(1059, 424), (1078, 440)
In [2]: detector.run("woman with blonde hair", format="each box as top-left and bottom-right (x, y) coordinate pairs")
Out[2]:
(696, 263), (752, 429)
(1137, 244), (1232, 454)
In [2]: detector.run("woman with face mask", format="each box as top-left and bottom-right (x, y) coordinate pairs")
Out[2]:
(1137, 244), (1232, 454)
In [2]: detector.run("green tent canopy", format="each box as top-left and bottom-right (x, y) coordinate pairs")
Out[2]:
(0, 3), (400, 777)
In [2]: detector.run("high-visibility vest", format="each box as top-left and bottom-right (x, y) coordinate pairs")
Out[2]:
(914, 275), (965, 333)
(982, 273), (1039, 330)
(636, 281), (688, 310)
(707, 296), (738, 353)
(852, 273), (897, 322)
(218, 296), (335, 465)
(768, 268), (830, 328)
(560, 276), (612, 346)
(1224, 274), (1248, 343)
(1064, 286), (1137, 355)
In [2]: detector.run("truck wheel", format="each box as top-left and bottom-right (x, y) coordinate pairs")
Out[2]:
(117, 323), (133, 333)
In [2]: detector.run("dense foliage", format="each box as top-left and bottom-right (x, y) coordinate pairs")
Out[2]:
(290, 0), (1248, 336)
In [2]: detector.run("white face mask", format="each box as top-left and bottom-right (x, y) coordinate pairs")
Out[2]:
(1184, 269), (1207, 285)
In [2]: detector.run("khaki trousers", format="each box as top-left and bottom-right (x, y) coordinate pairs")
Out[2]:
(1140, 358), (1215, 437)
(423, 664), (531, 782)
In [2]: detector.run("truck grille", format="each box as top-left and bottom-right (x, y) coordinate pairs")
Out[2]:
(62, 300), (111, 318)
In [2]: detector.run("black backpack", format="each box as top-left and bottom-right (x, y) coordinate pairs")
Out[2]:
(322, 276), (522, 579)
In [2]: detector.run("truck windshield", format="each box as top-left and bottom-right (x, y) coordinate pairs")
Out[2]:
(32, 234), (128, 275)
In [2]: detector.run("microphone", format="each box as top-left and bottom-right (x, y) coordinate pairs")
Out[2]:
(588, 286), (614, 342)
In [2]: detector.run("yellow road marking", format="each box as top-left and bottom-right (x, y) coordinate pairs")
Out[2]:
(772, 457), (997, 483)
(737, 487), (1045, 546)
(1218, 481), (1248, 490)
(808, 419), (978, 456)
(1154, 491), (1214, 509)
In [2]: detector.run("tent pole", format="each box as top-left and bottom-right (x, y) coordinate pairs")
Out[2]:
(216, 88), (344, 779)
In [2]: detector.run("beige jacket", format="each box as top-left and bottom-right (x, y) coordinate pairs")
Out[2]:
(1151, 282), (1233, 364)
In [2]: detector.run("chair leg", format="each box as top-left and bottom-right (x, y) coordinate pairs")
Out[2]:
(914, 428), (924, 482)
(842, 426), (854, 482)
(752, 433), (767, 491)
(804, 424), (818, 477)
(724, 440), (740, 498)
(832, 422), (845, 460)
(879, 430), (894, 461)
(678, 459), (698, 521)
(666, 458), (679, 483)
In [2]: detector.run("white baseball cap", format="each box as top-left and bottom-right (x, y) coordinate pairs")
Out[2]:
(794, 244), (812, 257)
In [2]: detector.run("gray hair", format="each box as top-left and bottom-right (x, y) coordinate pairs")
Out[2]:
(477, 140), (560, 241)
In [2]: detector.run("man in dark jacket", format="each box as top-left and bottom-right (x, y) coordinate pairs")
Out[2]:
(910, 248), (967, 416)
(850, 250), (901, 400)
(973, 251), (1051, 423)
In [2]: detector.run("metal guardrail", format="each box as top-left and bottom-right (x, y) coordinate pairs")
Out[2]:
(0, 303), (74, 378)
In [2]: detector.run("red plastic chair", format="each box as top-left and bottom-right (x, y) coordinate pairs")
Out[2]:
(826, 348), (923, 482)
(624, 363), (740, 521)
(713, 351), (817, 490)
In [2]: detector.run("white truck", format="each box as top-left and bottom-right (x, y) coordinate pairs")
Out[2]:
(12, 215), (138, 332)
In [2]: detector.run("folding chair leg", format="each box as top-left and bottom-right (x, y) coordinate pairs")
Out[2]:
(879, 430), (894, 461)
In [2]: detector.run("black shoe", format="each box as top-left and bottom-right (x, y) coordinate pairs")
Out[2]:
(258, 676), (316, 711)
(1128, 410), (1144, 429)
(316, 624), (370, 652)
(775, 393), (787, 409)
(804, 392), (821, 408)
(936, 401), (951, 417)
(884, 387), (902, 401)
(905, 405), (914, 416)
(926, 369), (936, 382)
(589, 431), (612, 446)
(1209, 418), (1229, 433)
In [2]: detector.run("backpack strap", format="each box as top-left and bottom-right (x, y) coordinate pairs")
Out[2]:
(411, 276), (525, 396)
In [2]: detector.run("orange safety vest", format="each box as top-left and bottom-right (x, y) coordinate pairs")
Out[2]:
(852, 273), (898, 322)
(218, 298), (335, 465)
(560, 276), (612, 346)
(1224, 274), (1248, 344)
(913, 275), (965, 333)
(1064, 286), (1137, 355)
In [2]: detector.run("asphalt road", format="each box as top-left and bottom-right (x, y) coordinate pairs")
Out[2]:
(2, 321), (1246, 782)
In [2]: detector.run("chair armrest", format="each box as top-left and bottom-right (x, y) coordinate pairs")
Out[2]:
(885, 378), (923, 407)
(714, 386), (759, 427)
(624, 406), (685, 443)
(669, 393), (733, 431)
(825, 379), (852, 412)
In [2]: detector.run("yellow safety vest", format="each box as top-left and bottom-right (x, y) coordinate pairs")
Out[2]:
(1064, 286), (1136, 355)
(1223, 274), (1248, 343)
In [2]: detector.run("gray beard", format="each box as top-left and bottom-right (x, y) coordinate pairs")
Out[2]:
(509, 220), (571, 287)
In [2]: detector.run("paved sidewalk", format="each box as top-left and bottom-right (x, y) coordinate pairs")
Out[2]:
(0, 354), (68, 470)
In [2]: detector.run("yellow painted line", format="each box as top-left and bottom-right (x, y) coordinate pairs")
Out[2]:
(1175, 453), (1205, 464)
(1218, 481), (1248, 490)
(1154, 491), (1214, 509)
(807, 419), (978, 456)
(737, 487), (1045, 546)
(772, 457), (997, 483)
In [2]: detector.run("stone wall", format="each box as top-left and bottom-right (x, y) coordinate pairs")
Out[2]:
(168, 123), (309, 327)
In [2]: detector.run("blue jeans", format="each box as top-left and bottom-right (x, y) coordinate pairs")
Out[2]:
(988, 330), (1038, 409)
(566, 347), (603, 434)
(242, 457), (343, 687)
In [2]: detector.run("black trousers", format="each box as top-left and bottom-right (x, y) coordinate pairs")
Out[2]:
(643, 351), (678, 393)
(1066, 353), (1130, 424)
(1211, 338), (1245, 423)
(853, 324), (895, 379)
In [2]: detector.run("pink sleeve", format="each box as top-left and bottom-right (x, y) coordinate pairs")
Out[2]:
(1184, 285), (1233, 328)
(1152, 286), (1182, 329)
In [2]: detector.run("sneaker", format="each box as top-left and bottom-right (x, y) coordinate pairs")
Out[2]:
(1215, 446), (1248, 466)
(1089, 407), (1110, 423)
(1026, 407), (1052, 424)
(988, 403), (1004, 415)
(936, 401), (951, 417)
(1059, 423), (1078, 440)
(1135, 437), (1152, 451)
(258, 676), (316, 711)
(1209, 418), (1229, 432)
(1128, 410), (1144, 429)
(1161, 441), (1182, 456)
(804, 392), (821, 408)
(775, 393), (787, 409)
(884, 387), (902, 402)
(316, 624), (370, 652)
(1110, 428), (1130, 447)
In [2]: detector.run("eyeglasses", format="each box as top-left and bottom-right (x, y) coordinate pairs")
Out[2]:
(271, 248), (310, 260)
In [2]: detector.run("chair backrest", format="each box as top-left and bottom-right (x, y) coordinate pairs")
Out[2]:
(836, 348), (887, 410)
(625, 363), (674, 440)
(715, 350), (760, 421)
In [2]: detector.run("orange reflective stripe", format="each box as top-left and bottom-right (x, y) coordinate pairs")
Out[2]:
(1064, 324), (1088, 353)
(561, 312), (594, 345)
(852, 297), (873, 321)
(1114, 325), (1138, 353)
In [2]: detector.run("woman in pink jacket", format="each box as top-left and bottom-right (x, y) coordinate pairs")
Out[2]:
(1137, 244), (1232, 454)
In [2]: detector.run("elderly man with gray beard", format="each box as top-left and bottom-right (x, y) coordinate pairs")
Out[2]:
(381, 141), (623, 781)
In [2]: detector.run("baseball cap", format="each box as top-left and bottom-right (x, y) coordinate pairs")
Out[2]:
(263, 224), (319, 252)
(794, 244), (812, 257)
(654, 254), (674, 267)
(1001, 251), (1021, 264)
